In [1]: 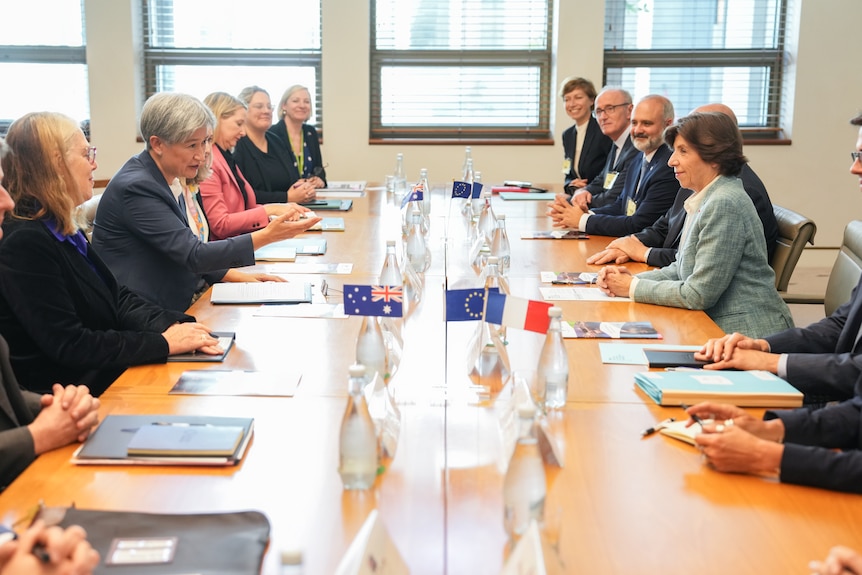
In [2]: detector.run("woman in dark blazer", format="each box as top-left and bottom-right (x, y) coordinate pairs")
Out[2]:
(559, 77), (613, 191)
(233, 86), (317, 204)
(268, 85), (327, 188)
(0, 112), (225, 395)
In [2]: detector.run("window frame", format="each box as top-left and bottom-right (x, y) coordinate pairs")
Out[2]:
(603, 0), (789, 144)
(369, 0), (555, 144)
(140, 0), (324, 135)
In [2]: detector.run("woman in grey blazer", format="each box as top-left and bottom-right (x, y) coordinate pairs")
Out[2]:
(597, 112), (793, 338)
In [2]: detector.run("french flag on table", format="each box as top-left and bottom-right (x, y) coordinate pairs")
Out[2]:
(452, 181), (472, 199)
(484, 290), (553, 334)
(470, 181), (484, 199)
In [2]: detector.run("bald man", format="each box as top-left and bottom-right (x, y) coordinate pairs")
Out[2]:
(588, 103), (778, 267)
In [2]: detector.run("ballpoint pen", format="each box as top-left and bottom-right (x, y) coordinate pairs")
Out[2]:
(641, 417), (675, 437)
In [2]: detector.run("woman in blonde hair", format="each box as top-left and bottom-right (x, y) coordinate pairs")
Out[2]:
(200, 91), (306, 240)
(269, 85), (326, 188)
(0, 112), (223, 396)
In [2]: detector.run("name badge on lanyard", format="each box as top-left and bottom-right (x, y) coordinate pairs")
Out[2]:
(562, 157), (572, 175)
(603, 171), (619, 190)
(626, 197), (637, 216)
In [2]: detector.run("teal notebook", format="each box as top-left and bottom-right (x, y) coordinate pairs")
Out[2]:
(634, 370), (803, 408)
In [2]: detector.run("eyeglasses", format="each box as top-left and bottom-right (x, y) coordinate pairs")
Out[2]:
(852, 151), (862, 163)
(594, 103), (630, 117)
(86, 147), (97, 164)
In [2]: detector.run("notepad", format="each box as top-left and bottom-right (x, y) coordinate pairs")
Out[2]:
(127, 424), (245, 457)
(307, 217), (345, 231)
(210, 282), (312, 304)
(73, 414), (255, 466)
(643, 350), (709, 368)
(254, 237), (327, 259)
(521, 230), (589, 240)
(167, 332), (235, 362)
(634, 370), (804, 407)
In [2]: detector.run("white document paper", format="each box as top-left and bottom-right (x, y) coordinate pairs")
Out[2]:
(598, 343), (702, 365)
(539, 287), (631, 301)
(265, 263), (353, 274)
(252, 303), (347, 319)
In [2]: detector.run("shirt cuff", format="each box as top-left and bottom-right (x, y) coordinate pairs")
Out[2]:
(629, 276), (640, 297)
(777, 353), (789, 379)
(578, 213), (590, 232)
(643, 247), (652, 263)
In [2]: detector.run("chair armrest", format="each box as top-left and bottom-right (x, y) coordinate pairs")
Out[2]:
(780, 292), (825, 305)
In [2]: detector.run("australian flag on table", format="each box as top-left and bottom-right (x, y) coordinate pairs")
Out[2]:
(401, 182), (424, 209)
(344, 285), (403, 317)
(452, 181), (472, 199)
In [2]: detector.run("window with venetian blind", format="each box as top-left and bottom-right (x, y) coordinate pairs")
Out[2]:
(370, 0), (554, 142)
(604, 0), (788, 141)
(141, 0), (324, 130)
(0, 0), (89, 134)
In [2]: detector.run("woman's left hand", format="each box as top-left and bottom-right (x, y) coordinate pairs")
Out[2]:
(596, 265), (633, 297)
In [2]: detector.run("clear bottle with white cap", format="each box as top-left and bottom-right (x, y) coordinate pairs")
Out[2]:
(538, 307), (569, 409)
(338, 364), (378, 490)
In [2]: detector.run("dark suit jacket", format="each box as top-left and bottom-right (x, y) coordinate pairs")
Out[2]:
(267, 121), (327, 184)
(585, 144), (678, 237)
(634, 164), (778, 267)
(580, 135), (639, 209)
(233, 132), (298, 204)
(92, 151), (255, 312)
(562, 117), (612, 186)
(0, 336), (41, 490)
(767, 395), (862, 493)
(0, 219), (192, 395)
(764, 275), (862, 402)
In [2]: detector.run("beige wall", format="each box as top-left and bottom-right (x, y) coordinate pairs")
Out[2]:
(85, 0), (862, 246)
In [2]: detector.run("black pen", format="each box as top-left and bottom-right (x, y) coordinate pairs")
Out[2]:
(680, 404), (705, 425)
(641, 417), (675, 437)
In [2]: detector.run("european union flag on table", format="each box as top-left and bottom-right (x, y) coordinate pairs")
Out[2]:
(471, 181), (484, 199)
(452, 181), (472, 199)
(344, 285), (403, 317)
(484, 290), (553, 333)
(445, 288), (486, 321)
(401, 183), (424, 209)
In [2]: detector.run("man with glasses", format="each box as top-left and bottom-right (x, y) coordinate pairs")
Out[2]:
(567, 87), (639, 209)
(548, 94), (678, 237)
(587, 103), (778, 267)
(694, 112), (862, 406)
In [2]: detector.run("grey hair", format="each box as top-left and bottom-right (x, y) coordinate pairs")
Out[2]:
(140, 92), (215, 149)
(640, 94), (675, 123)
(597, 86), (633, 105)
(238, 85), (270, 106)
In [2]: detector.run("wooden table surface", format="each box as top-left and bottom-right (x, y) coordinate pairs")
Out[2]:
(2, 185), (859, 575)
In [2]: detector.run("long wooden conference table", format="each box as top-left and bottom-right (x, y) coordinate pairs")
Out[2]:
(1, 186), (861, 574)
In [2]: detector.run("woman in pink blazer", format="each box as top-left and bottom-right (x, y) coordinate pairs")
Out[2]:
(201, 92), (304, 240)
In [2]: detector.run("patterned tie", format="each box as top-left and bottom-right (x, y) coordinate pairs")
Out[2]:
(634, 156), (649, 198)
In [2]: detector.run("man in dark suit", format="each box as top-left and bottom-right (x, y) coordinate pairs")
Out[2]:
(588, 103), (778, 267)
(0, 145), (100, 489)
(548, 95), (679, 237)
(682, 112), (862, 494)
(567, 87), (639, 209)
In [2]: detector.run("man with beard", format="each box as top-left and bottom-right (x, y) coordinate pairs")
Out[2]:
(548, 94), (678, 237)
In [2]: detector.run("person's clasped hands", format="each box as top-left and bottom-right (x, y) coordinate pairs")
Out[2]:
(694, 332), (780, 372)
(546, 194), (586, 229)
(596, 265), (633, 297)
(809, 545), (862, 575)
(0, 521), (99, 575)
(587, 234), (649, 265)
(27, 384), (100, 455)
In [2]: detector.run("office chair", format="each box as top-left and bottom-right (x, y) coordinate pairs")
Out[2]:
(771, 205), (817, 294)
(784, 220), (862, 316)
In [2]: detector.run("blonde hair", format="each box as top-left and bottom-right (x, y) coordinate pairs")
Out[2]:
(1, 112), (82, 235)
(203, 92), (247, 147)
(277, 85), (311, 121)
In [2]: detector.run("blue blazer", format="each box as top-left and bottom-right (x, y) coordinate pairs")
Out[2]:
(769, 395), (862, 493)
(561, 116), (612, 186)
(586, 144), (678, 237)
(93, 151), (255, 312)
(633, 175), (793, 339)
(581, 135), (639, 209)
